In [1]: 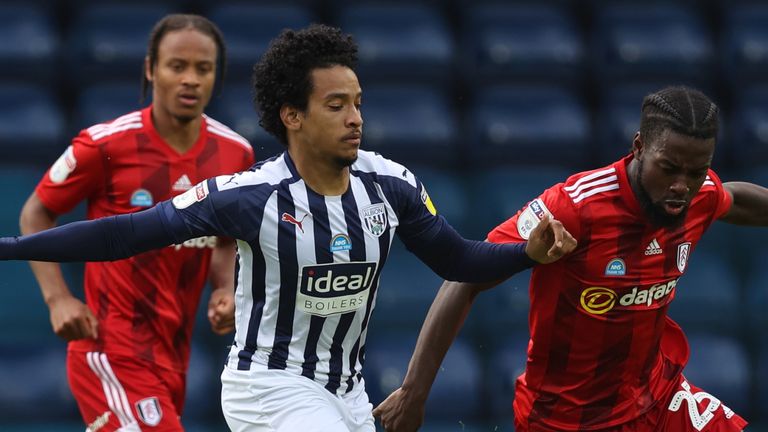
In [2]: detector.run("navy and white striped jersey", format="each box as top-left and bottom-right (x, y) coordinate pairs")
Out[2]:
(169, 150), (441, 394)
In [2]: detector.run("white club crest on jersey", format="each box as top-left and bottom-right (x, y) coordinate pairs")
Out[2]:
(135, 397), (162, 426)
(361, 203), (387, 237)
(677, 242), (691, 273)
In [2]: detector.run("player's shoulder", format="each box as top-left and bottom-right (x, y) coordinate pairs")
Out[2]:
(80, 110), (145, 146)
(203, 114), (253, 154)
(559, 163), (621, 207)
(351, 150), (417, 188)
(698, 169), (722, 194)
(215, 152), (293, 192)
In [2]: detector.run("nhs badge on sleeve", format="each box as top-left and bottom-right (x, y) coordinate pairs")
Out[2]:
(605, 258), (626, 276)
(516, 198), (551, 240)
(130, 189), (153, 207)
(330, 234), (352, 252)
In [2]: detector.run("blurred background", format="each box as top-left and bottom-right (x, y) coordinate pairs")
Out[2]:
(0, 0), (767, 430)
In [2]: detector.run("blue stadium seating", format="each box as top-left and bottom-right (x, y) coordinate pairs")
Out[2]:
(207, 81), (284, 161)
(0, 84), (65, 162)
(337, 4), (454, 84)
(729, 85), (768, 164)
(756, 339), (768, 421)
(683, 332), (751, 415)
(0, 4), (59, 85)
(483, 331), (529, 423)
(466, 85), (590, 168)
(67, 4), (172, 85)
(363, 334), (483, 424)
(407, 165), (471, 234)
(722, 4), (768, 88)
(668, 250), (742, 334)
(592, 4), (714, 86)
(207, 3), (314, 81)
(359, 84), (459, 167)
(460, 4), (584, 85)
(472, 269), (532, 339)
(74, 81), (144, 133)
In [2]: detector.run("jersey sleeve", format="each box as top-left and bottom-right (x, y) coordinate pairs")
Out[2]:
(35, 131), (105, 215)
(707, 169), (732, 222)
(390, 171), (442, 245)
(487, 183), (580, 244)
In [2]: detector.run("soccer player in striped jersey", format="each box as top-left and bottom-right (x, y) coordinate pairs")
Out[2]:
(374, 86), (768, 432)
(18, 15), (254, 431)
(0, 24), (576, 431)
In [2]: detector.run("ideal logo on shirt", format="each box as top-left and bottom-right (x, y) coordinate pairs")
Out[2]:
(580, 278), (679, 315)
(297, 262), (377, 317)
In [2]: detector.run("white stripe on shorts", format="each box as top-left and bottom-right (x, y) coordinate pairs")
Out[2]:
(86, 352), (139, 428)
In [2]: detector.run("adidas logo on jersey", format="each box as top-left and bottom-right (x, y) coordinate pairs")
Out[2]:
(644, 238), (663, 256)
(172, 174), (193, 192)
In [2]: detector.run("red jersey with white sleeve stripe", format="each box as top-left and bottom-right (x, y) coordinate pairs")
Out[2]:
(35, 106), (254, 373)
(487, 154), (744, 430)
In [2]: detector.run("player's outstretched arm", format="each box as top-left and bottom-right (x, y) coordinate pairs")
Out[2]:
(721, 181), (768, 226)
(208, 237), (236, 335)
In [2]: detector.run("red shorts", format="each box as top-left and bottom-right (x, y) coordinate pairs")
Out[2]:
(515, 374), (748, 432)
(67, 350), (186, 431)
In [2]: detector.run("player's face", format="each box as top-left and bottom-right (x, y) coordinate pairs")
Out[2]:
(299, 65), (363, 168)
(632, 129), (715, 227)
(147, 28), (217, 123)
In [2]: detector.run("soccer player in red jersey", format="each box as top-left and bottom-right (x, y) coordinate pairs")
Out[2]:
(374, 86), (768, 431)
(18, 15), (254, 431)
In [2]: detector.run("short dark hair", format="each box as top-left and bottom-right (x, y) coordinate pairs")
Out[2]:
(639, 86), (719, 145)
(252, 24), (358, 146)
(140, 14), (227, 103)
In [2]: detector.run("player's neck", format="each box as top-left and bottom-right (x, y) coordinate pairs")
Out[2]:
(288, 147), (349, 196)
(151, 108), (201, 154)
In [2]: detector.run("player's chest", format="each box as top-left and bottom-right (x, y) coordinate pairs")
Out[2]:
(106, 154), (201, 210)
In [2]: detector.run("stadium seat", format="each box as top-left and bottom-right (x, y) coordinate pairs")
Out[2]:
(359, 84), (459, 167)
(721, 4), (768, 88)
(207, 81), (283, 161)
(483, 331), (530, 423)
(466, 165), (571, 239)
(74, 81), (143, 133)
(67, 3), (172, 85)
(407, 164), (471, 234)
(460, 4), (584, 85)
(207, 3), (314, 81)
(0, 4), (59, 85)
(683, 332), (751, 415)
(466, 84), (590, 169)
(363, 333), (483, 423)
(0, 84), (65, 163)
(729, 85), (768, 164)
(592, 4), (714, 86)
(472, 269), (532, 340)
(668, 250), (742, 334)
(337, 4), (454, 84)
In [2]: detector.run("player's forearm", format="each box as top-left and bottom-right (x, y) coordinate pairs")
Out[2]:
(209, 237), (236, 291)
(400, 280), (489, 401)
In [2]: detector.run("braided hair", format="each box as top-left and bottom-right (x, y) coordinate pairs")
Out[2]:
(140, 14), (227, 103)
(639, 86), (719, 145)
(252, 24), (358, 146)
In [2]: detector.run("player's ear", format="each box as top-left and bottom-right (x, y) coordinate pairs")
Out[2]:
(280, 105), (302, 131)
(632, 131), (643, 158)
(144, 56), (153, 82)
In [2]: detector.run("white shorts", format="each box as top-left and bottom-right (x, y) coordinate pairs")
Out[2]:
(221, 366), (375, 432)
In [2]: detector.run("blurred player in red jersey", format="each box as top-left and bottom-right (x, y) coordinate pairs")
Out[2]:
(374, 86), (768, 431)
(19, 14), (254, 431)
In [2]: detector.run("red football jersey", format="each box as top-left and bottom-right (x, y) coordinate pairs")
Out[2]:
(487, 154), (732, 430)
(36, 106), (254, 373)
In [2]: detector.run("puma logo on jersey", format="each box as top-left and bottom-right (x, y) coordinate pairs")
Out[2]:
(282, 212), (308, 233)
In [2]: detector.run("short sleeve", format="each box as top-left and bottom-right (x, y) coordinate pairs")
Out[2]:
(487, 183), (580, 244)
(35, 131), (105, 215)
(708, 170), (732, 221)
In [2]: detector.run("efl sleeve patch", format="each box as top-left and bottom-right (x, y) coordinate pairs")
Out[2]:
(516, 198), (552, 240)
(49, 146), (77, 184)
(172, 180), (209, 209)
(420, 184), (437, 216)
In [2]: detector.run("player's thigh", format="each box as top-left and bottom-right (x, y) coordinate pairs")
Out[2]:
(68, 351), (184, 432)
(221, 367), (354, 432)
(660, 374), (748, 432)
(342, 377), (375, 432)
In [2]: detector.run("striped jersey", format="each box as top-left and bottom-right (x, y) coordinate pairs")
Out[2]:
(487, 154), (732, 430)
(35, 106), (254, 373)
(166, 150), (442, 394)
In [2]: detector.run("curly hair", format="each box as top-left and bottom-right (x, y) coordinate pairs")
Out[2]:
(639, 86), (719, 145)
(252, 24), (358, 146)
(140, 14), (227, 103)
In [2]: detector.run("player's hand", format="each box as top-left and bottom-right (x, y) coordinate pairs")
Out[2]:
(48, 294), (98, 341)
(525, 213), (577, 264)
(372, 387), (425, 432)
(208, 288), (235, 335)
